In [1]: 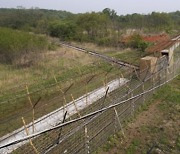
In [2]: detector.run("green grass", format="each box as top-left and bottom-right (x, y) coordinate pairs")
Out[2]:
(102, 135), (119, 152)
(98, 75), (180, 154)
(176, 135), (180, 150)
(107, 49), (146, 65)
(0, 27), (48, 64)
(126, 139), (141, 154)
(154, 75), (180, 112)
(70, 42), (144, 65)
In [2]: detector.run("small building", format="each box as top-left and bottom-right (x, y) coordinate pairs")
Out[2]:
(146, 38), (180, 66)
(140, 34), (180, 80)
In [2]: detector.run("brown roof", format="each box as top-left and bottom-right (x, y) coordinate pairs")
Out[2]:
(121, 34), (170, 44)
(143, 34), (169, 43)
(146, 40), (177, 53)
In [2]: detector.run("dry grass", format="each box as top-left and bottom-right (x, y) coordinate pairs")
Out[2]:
(0, 46), (96, 92)
(70, 41), (144, 65)
(71, 42), (124, 54)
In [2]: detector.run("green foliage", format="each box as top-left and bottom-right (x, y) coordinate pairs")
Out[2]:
(0, 27), (48, 65)
(96, 37), (112, 46)
(48, 20), (78, 40)
(102, 8), (117, 20)
(128, 34), (150, 52)
(0, 8), (74, 32)
(0, 8), (179, 46)
(76, 12), (110, 41)
(118, 11), (179, 33)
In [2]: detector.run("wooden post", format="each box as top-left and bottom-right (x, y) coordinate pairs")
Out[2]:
(152, 76), (155, 94)
(113, 108), (126, 139)
(130, 92), (135, 116)
(103, 80), (107, 92)
(71, 94), (81, 118)
(71, 93), (90, 154)
(85, 75), (96, 106)
(26, 85), (35, 133)
(22, 117), (39, 154)
(54, 75), (71, 118)
(54, 76), (65, 114)
(142, 82), (145, 104)
(105, 75), (108, 87)
(85, 84), (88, 106)
(56, 111), (67, 144)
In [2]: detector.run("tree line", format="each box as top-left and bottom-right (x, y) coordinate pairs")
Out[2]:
(0, 8), (179, 47)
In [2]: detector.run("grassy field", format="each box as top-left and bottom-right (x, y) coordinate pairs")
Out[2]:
(97, 75), (180, 154)
(0, 45), (95, 91)
(71, 42), (146, 65)
(106, 49), (146, 65)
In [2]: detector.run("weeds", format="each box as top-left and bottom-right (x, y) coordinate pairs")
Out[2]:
(176, 135), (180, 150)
(126, 139), (141, 154)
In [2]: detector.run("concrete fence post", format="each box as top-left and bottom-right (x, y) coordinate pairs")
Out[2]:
(85, 126), (90, 154)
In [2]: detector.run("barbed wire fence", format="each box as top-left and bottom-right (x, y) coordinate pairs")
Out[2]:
(0, 66), (125, 136)
(0, 48), (180, 154)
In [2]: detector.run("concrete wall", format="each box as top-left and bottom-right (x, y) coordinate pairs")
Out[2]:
(140, 56), (158, 79)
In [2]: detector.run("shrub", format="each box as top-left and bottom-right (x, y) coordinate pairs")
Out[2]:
(128, 34), (149, 52)
(0, 27), (48, 65)
(48, 21), (78, 40)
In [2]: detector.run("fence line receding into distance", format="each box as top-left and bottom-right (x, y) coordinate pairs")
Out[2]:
(0, 47), (180, 154)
